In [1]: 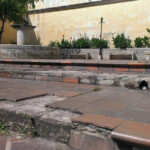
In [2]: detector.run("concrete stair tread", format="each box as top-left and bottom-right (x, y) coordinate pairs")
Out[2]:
(72, 113), (123, 130)
(111, 120), (150, 147)
(73, 113), (150, 148)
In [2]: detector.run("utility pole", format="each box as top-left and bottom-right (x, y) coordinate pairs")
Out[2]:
(99, 17), (105, 60)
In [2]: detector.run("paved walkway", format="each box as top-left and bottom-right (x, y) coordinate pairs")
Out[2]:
(0, 78), (150, 149)
(1, 78), (150, 123)
(0, 78), (94, 101)
(47, 86), (150, 123)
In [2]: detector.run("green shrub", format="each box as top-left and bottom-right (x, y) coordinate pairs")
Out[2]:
(91, 38), (100, 48)
(49, 41), (59, 47)
(100, 39), (109, 49)
(147, 28), (150, 34)
(113, 33), (132, 49)
(0, 122), (9, 135)
(57, 38), (72, 49)
(72, 37), (91, 49)
(143, 36), (150, 47)
(134, 36), (150, 48)
(91, 38), (109, 49)
(134, 37), (144, 48)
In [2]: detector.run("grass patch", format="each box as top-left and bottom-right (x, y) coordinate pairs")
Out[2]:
(93, 86), (102, 91)
(0, 122), (9, 135)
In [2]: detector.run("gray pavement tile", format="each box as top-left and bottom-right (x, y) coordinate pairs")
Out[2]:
(46, 99), (87, 112)
(77, 105), (119, 116)
(19, 95), (65, 107)
(131, 101), (150, 111)
(68, 91), (103, 104)
(91, 101), (128, 111)
(0, 86), (48, 102)
(0, 78), (94, 102)
(100, 92), (145, 105)
(115, 108), (150, 123)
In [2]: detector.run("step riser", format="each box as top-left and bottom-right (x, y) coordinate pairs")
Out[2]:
(0, 109), (71, 144)
(0, 108), (145, 150)
(0, 64), (149, 73)
(0, 60), (150, 73)
(0, 70), (150, 89)
(0, 108), (147, 150)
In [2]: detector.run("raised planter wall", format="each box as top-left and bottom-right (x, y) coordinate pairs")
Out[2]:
(103, 48), (150, 61)
(61, 48), (150, 61)
(60, 49), (99, 59)
(0, 44), (60, 59)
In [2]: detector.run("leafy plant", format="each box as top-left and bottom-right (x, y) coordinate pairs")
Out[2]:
(0, 122), (9, 135)
(134, 29), (150, 48)
(93, 86), (102, 91)
(72, 37), (91, 49)
(143, 36), (150, 47)
(91, 38), (109, 49)
(113, 33), (132, 49)
(49, 35), (109, 49)
(49, 41), (59, 47)
(58, 38), (72, 49)
(147, 28), (150, 34)
(134, 37), (144, 48)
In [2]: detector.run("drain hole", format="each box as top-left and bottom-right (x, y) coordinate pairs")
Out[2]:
(139, 80), (148, 90)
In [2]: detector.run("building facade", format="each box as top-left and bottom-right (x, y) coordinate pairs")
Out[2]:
(1, 0), (150, 46)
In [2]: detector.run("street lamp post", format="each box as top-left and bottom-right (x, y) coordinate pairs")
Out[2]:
(99, 17), (105, 60)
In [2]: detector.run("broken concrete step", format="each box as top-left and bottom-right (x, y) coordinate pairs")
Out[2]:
(111, 120), (150, 148)
(72, 114), (150, 149)
(70, 130), (118, 150)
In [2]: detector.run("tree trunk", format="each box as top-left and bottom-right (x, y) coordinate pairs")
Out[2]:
(0, 20), (5, 44)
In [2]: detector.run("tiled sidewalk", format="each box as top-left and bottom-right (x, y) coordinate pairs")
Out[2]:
(0, 78), (94, 101)
(47, 87), (150, 123)
(1, 78), (150, 149)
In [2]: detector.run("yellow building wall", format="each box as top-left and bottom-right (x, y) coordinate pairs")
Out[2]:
(0, 21), (16, 44)
(34, 0), (101, 10)
(1, 0), (150, 46)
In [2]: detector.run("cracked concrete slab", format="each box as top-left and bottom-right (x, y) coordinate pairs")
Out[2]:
(0, 78), (94, 102)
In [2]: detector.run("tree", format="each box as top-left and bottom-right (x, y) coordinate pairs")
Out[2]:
(147, 28), (150, 34)
(0, 0), (39, 43)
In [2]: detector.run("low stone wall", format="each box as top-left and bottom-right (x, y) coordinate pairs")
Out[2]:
(103, 48), (150, 61)
(60, 49), (99, 59)
(61, 48), (150, 61)
(0, 44), (60, 59)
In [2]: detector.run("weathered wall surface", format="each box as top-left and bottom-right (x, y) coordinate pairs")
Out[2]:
(0, 44), (60, 59)
(0, 21), (17, 44)
(28, 0), (150, 46)
(60, 48), (150, 61)
(60, 49), (100, 59)
(1, 0), (150, 46)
